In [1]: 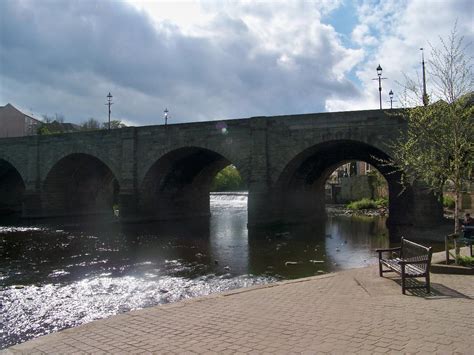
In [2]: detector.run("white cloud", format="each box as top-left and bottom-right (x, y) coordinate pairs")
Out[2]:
(331, 0), (474, 111)
(0, 0), (471, 124)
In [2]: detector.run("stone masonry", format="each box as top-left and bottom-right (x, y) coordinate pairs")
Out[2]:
(4, 264), (474, 354)
(0, 109), (443, 227)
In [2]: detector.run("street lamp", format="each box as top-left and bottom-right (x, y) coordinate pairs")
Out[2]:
(389, 90), (394, 109)
(420, 48), (429, 106)
(372, 64), (387, 110)
(164, 108), (169, 126)
(106, 92), (113, 130)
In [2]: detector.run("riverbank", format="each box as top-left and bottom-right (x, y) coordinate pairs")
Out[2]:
(326, 204), (386, 217)
(327, 204), (459, 244)
(5, 261), (473, 354)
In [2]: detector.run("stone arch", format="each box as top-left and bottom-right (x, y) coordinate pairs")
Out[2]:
(42, 153), (120, 217)
(40, 148), (120, 186)
(274, 139), (413, 225)
(139, 143), (249, 188)
(0, 158), (26, 215)
(139, 146), (246, 221)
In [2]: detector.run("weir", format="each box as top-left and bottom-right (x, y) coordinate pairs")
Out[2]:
(0, 109), (443, 227)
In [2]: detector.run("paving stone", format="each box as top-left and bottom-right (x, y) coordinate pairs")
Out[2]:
(3, 265), (474, 354)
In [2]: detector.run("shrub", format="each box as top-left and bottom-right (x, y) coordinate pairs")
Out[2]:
(347, 197), (388, 210)
(456, 255), (474, 267)
(443, 195), (455, 209)
(375, 197), (388, 208)
(347, 198), (377, 210)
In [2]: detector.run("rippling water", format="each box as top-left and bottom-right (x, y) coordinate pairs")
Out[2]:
(1, 194), (391, 349)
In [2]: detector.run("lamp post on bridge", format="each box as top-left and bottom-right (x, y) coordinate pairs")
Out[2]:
(106, 92), (113, 130)
(420, 48), (429, 106)
(388, 90), (395, 109)
(372, 64), (387, 110)
(164, 108), (169, 126)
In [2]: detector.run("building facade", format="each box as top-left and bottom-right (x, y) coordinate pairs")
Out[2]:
(0, 103), (41, 138)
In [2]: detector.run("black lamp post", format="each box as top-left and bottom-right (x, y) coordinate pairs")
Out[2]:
(389, 90), (394, 109)
(373, 64), (387, 110)
(106, 92), (113, 130)
(164, 108), (169, 126)
(420, 48), (429, 106)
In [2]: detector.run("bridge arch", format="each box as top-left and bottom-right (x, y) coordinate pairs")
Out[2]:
(274, 139), (412, 225)
(42, 153), (119, 217)
(0, 158), (26, 215)
(40, 148), (121, 186)
(139, 146), (246, 221)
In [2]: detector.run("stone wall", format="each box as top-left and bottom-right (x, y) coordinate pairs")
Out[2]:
(340, 175), (374, 203)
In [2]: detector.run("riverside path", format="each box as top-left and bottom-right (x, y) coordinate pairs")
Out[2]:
(4, 263), (474, 354)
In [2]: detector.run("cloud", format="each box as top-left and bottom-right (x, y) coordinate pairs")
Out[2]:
(0, 0), (471, 124)
(0, 0), (365, 124)
(326, 0), (474, 111)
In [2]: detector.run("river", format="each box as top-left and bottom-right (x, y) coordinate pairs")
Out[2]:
(1, 194), (392, 349)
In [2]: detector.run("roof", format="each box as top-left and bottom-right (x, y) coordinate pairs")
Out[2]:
(0, 103), (42, 123)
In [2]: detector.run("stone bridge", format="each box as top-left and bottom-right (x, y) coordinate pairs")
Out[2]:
(0, 109), (443, 227)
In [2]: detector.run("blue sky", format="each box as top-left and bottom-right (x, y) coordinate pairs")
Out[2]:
(0, 0), (472, 126)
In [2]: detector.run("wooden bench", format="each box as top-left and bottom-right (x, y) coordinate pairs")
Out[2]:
(461, 226), (474, 257)
(376, 238), (433, 294)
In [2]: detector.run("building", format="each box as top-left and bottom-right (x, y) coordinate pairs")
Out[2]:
(0, 103), (41, 138)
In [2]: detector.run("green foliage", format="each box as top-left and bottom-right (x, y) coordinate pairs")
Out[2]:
(347, 197), (388, 210)
(455, 255), (474, 267)
(210, 165), (245, 191)
(443, 195), (455, 209)
(374, 197), (388, 208)
(391, 99), (474, 193)
(36, 123), (61, 135)
(81, 118), (126, 131)
(37, 113), (67, 135)
(102, 120), (127, 129)
(367, 169), (389, 198)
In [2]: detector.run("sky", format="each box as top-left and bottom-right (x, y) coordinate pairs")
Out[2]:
(0, 0), (472, 126)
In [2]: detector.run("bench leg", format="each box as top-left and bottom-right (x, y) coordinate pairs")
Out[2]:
(426, 273), (430, 294)
(379, 260), (383, 277)
(401, 265), (406, 294)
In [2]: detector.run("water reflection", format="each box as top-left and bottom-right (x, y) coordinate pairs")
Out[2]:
(1, 194), (393, 349)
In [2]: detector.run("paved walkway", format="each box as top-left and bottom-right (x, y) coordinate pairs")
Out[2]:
(4, 265), (474, 354)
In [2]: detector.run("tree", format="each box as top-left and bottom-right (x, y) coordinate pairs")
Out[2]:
(210, 165), (245, 191)
(101, 120), (127, 130)
(391, 25), (473, 239)
(81, 118), (102, 131)
(37, 113), (66, 135)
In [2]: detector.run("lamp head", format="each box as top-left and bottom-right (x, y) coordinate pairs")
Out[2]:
(376, 64), (382, 76)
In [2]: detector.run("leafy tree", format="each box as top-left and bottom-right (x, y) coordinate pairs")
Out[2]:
(37, 124), (55, 135)
(210, 165), (245, 191)
(102, 120), (127, 129)
(37, 113), (66, 135)
(391, 25), (473, 237)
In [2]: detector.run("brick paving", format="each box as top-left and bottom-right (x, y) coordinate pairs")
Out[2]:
(4, 265), (474, 354)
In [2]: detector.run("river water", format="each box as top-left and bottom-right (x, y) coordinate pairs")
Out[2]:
(1, 194), (392, 349)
